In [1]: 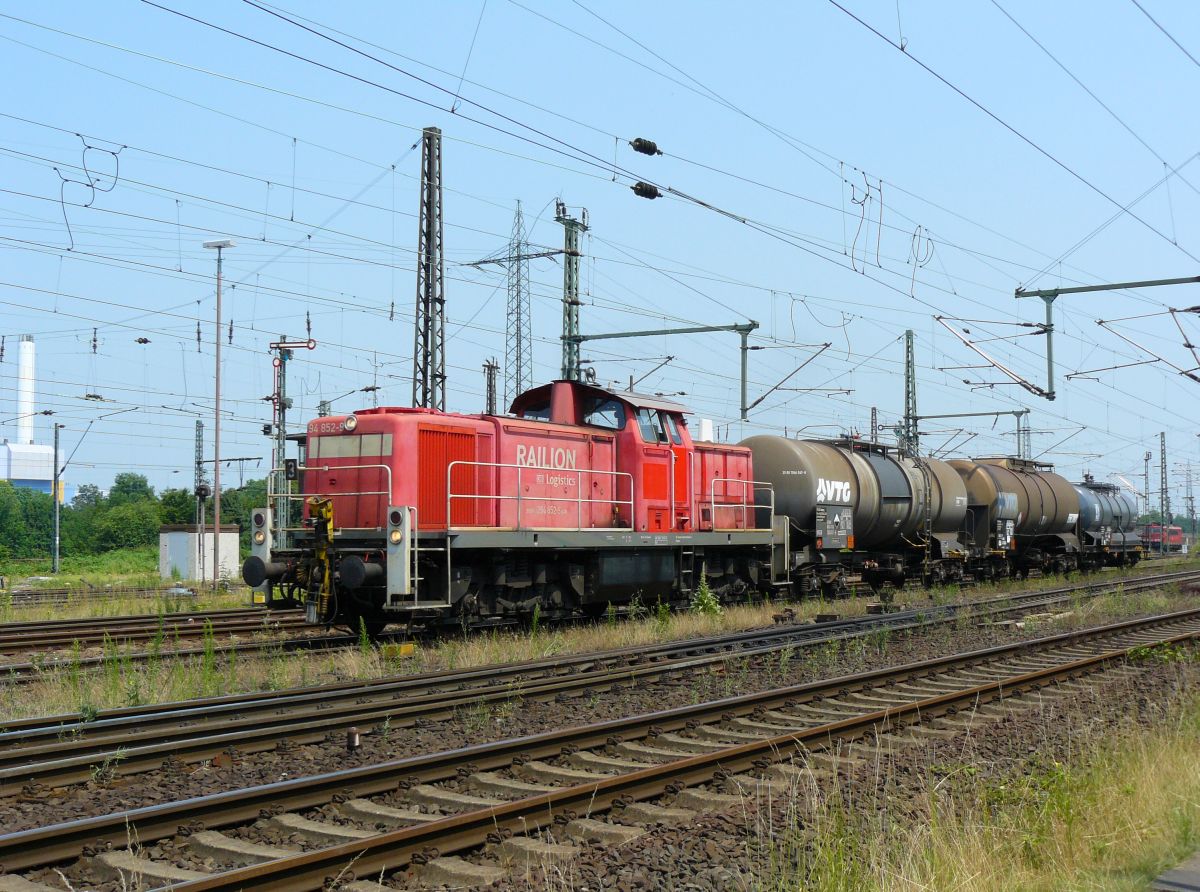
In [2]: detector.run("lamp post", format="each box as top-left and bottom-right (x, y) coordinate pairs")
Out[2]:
(52, 422), (62, 574)
(203, 239), (234, 591)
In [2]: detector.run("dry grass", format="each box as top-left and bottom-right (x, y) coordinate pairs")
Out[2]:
(3, 558), (1196, 725)
(0, 599), (843, 723)
(748, 672), (1200, 891)
(0, 587), (251, 624)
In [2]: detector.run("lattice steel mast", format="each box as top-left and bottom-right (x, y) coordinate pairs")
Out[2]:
(556, 199), (588, 381)
(902, 329), (919, 456)
(504, 201), (532, 406)
(413, 127), (446, 410)
(1161, 431), (1170, 554)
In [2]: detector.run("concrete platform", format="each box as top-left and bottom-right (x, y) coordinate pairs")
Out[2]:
(1153, 851), (1200, 890)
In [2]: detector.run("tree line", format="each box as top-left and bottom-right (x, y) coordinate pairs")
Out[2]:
(0, 473), (267, 560)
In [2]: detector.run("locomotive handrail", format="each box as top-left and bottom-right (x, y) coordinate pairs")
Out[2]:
(267, 462), (393, 535)
(445, 460), (634, 531)
(708, 477), (775, 531)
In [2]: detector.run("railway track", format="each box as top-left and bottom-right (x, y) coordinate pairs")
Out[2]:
(0, 605), (1196, 890)
(0, 563), (1187, 685)
(0, 607), (307, 658)
(0, 586), (198, 608)
(1, 567), (1196, 796)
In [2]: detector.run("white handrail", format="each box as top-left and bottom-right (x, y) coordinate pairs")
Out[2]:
(267, 462), (394, 532)
(708, 477), (775, 531)
(446, 459), (634, 531)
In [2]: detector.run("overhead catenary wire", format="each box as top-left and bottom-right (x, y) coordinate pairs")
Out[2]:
(2, 5), (1190, 487)
(826, 0), (1200, 267)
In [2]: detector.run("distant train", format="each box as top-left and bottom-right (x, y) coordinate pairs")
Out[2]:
(243, 379), (1143, 631)
(1139, 523), (1184, 553)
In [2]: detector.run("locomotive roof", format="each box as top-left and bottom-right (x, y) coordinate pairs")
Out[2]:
(510, 380), (691, 416)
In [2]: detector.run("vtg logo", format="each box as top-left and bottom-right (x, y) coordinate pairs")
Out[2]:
(816, 477), (852, 503)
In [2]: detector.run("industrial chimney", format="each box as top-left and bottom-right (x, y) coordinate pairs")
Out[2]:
(17, 335), (35, 445)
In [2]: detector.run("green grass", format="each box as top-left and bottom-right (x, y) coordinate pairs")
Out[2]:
(2, 546), (160, 588)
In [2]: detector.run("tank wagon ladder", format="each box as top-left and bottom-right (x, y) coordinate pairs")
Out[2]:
(913, 455), (935, 585)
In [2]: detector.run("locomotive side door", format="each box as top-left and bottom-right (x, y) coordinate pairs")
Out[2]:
(634, 407), (672, 532)
(661, 412), (691, 530)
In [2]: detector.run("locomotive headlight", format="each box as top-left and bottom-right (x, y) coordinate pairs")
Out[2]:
(389, 528), (403, 545)
(253, 530), (266, 545)
(343, 414), (358, 432)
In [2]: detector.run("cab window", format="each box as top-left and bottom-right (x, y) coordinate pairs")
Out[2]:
(662, 413), (683, 445)
(636, 407), (666, 443)
(583, 397), (626, 430)
(520, 399), (551, 421)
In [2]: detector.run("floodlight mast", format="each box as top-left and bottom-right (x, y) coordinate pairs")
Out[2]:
(1014, 274), (1200, 400)
(203, 239), (235, 593)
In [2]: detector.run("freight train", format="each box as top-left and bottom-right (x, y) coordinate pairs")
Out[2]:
(243, 379), (1142, 631)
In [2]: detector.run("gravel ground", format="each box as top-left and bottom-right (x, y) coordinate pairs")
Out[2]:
(475, 657), (1200, 892)
(2, 588), (1196, 835)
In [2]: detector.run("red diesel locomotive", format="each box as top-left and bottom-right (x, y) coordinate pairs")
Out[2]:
(244, 379), (785, 630)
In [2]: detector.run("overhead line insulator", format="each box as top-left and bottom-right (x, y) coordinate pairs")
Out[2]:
(629, 137), (663, 156)
(631, 182), (662, 200)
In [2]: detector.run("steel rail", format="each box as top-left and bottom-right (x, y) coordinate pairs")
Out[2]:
(0, 612), (307, 654)
(1, 565), (1185, 681)
(0, 607), (289, 635)
(0, 627), (401, 684)
(9, 565), (1196, 722)
(176, 626), (1200, 892)
(1, 569), (1196, 794)
(1, 607), (1197, 875)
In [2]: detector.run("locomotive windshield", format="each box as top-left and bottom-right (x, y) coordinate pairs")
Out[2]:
(308, 433), (393, 459)
(635, 407), (663, 442)
(518, 399), (551, 421)
(583, 397), (626, 430)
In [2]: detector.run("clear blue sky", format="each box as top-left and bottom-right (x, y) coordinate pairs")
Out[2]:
(1, 0), (1198, 509)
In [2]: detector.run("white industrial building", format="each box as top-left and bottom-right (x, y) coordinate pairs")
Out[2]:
(2, 335), (57, 495)
(159, 524), (241, 582)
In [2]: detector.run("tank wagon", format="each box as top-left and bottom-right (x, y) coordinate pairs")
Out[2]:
(741, 437), (969, 594)
(745, 443), (1142, 593)
(246, 380), (1143, 630)
(1072, 476), (1141, 567)
(245, 379), (785, 631)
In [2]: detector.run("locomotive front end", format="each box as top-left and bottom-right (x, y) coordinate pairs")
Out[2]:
(243, 410), (418, 633)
